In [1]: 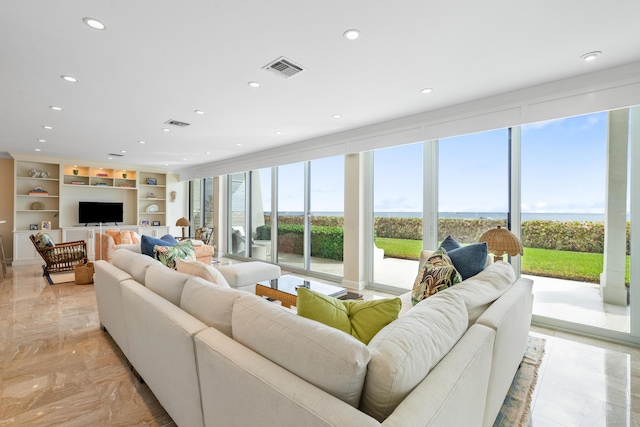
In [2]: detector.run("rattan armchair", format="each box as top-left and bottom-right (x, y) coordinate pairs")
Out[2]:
(29, 234), (87, 280)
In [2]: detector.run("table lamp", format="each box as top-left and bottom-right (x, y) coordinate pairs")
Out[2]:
(478, 225), (523, 262)
(176, 217), (190, 239)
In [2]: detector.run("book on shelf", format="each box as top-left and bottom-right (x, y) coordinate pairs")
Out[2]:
(71, 181), (85, 185)
(29, 191), (49, 195)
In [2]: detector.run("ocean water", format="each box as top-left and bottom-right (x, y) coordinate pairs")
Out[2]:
(272, 211), (612, 222)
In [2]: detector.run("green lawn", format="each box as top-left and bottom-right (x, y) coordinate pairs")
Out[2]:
(375, 237), (631, 284)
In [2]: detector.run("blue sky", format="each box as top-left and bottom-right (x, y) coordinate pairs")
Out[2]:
(259, 111), (610, 214)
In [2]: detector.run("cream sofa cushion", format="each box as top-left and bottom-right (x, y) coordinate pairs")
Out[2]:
(112, 249), (161, 284)
(440, 260), (515, 325)
(144, 264), (191, 306)
(176, 258), (230, 288)
(360, 291), (468, 422)
(232, 294), (370, 408)
(179, 277), (246, 337)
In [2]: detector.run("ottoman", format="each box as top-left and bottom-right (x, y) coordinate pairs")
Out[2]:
(217, 262), (281, 293)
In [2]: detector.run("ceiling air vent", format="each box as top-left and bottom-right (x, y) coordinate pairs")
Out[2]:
(107, 153), (124, 157)
(262, 56), (305, 79)
(165, 119), (190, 127)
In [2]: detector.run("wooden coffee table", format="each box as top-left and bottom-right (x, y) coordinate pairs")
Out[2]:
(256, 275), (360, 308)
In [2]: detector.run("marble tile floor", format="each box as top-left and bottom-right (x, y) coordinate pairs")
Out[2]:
(2, 263), (640, 426)
(0, 265), (175, 426)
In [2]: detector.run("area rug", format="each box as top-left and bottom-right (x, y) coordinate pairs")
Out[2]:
(44, 270), (76, 285)
(493, 336), (546, 427)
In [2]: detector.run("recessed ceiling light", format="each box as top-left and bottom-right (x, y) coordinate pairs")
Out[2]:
(343, 29), (361, 40)
(275, 131), (283, 135)
(236, 143), (242, 146)
(162, 128), (170, 132)
(194, 110), (205, 115)
(164, 163), (169, 166)
(332, 114), (342, 119)
(49, 106), (63, 111)
(420, 88), (434, 94)
(42, 125), (53, 130)
(580, 51), (602, 62)
(34, 148), (41, 152)
(120, 150), (127, 153)
(138, 140), (146, 144)
(37, 139), (46, 143)
(248, 81), (260, 88)
(61, 75), (78, 83)
(107, 156), (113, 160)
(182, 158), (187, 161)
(205, 151), (211, 155)
(83, 17), (106, 30)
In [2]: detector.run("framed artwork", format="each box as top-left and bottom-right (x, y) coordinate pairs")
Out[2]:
(146, 177), (157, 185)
(29, 224), (38, 230)
(141, 220), (150, 226)
(41, 221), (51, 230)
(152, 221), (161, 226)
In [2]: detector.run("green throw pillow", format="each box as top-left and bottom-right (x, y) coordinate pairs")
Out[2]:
(154, 240), (196, 269)
(411, 248), (462, 305)
(297, 287), (401, 345)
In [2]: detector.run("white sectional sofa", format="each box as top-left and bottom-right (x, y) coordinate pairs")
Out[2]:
(93, 250), (533, 427)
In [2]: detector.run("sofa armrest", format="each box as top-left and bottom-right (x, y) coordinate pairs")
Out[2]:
(194, 327), (380, 427)
(121, 280), (208, 427)
(382, 324), (495, 427)
(475, 277), (533, 427)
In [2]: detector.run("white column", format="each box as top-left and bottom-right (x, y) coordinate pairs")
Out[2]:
(600, 108), (629, 306)
(423, 141), (438, 250)
(629, 106), (640, 335)
(342, 153), (367, 290)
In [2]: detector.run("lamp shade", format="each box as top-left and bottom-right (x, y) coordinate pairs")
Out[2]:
(176, 217), (190, 227)
(176, 217), (190, 239)
(478, 226), (523, 260)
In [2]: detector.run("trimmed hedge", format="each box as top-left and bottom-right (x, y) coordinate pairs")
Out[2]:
(256, 224), (344, 260)
(260, 215), (630, 255)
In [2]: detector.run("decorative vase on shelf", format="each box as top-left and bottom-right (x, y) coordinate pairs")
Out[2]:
(122, 173), (128, 179)
(73, 169), (79, 175)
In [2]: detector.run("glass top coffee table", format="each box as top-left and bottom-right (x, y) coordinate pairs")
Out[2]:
(256, 275), (358, 308)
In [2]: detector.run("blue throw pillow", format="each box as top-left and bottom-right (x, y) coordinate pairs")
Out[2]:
(446, 242), (488, 281)
(160, 234), (179, 245)
(439, 235), (461, 252)
(141, 234), (177, 257)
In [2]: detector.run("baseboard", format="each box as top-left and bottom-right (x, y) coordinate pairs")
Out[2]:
(341, 278), (366, 290)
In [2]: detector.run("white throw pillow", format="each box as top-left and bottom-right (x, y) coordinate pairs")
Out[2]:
(232, 294), (371, 408)
(360, 291), (468, 422)
(176, 258), (230, 288)
(440, 260), (515, 326)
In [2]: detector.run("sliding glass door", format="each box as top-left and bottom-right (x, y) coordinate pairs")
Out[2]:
(521, 111), (630, 333)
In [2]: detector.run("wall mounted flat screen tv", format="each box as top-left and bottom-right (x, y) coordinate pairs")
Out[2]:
(79, 202), (124, 225)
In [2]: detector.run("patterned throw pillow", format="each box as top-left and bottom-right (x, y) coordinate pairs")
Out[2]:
(411, 248), (462, 305)
(32, 232), (55, 248)
(194, 227), (209, 240)
(154, 240), (196, 269)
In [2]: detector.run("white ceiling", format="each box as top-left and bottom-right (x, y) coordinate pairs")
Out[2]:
(2, 1), (640, 172)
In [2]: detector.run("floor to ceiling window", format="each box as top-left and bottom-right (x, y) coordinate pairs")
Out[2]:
(372, 142), (424, 290)
(252, 168), (272, 261)
(521, 111), (630, 333)
(190, 178), (215, 227)
(190, 179), (202, 227)
(229, 172), (248, 256)
(276, 162), (305, 270)
(438, 128), (509, 246)
(309, 156), (344, 276)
